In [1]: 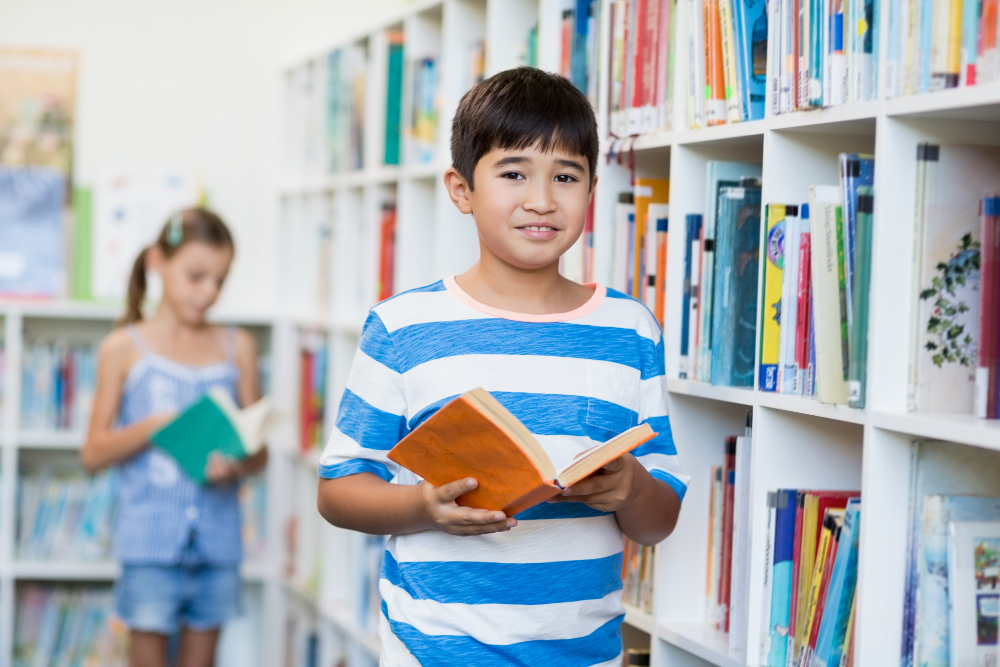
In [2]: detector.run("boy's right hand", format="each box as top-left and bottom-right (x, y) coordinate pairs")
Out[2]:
(419, 477), (517, 536)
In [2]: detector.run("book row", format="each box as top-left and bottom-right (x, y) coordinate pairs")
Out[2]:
(901, 441), (1000, 667)
(16, 468), (268, 561)
(704, 413), (754, 654)
(758, 154), (875, 407)
(622, 538), (656, 613)
(14, 585), (127, 667)
(609, 178), (670, 323)
(299, 336), (329, 452)
(885, 0), (1000, 96)
(20, 340), (96, 432)
(763, 490), (862, 667)
(560, 0), (604, 110)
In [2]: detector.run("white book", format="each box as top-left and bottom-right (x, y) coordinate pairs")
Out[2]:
(809, 185), (849, 404)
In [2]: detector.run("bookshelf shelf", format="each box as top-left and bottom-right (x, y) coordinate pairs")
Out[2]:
(884, 82), (1000, 120)
(622, 604), (656, 635)
(10, 560), (120, 581)
(656, 623), (744, 667)
(872, 411), (1000, 453)
(666, 379), (755, 406)
(673, 120), (766, 146)
(756, 393), (867, 425)
(16, 430), (84, 449)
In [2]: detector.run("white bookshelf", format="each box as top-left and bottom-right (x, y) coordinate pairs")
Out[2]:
(277, 0), (1000, 665)
(0, 302), (284, 667)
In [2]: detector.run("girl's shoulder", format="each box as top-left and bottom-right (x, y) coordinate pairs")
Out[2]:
(97, 326), (145, 384)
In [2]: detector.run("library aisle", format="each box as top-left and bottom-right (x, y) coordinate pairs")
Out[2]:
(3, 0), (1000, 665)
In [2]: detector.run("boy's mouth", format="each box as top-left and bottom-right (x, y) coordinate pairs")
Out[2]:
(515, 224), (559, 240)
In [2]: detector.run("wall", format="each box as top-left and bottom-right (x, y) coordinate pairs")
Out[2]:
(0, 0), (411, 312)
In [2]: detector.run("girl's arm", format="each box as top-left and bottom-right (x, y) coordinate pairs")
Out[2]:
(81, 330), (172, 472)
(234, 329), (268, 476)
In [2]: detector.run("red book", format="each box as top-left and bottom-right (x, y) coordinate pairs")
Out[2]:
(378, 204), (397, 303)
(645, 0), (661, 109)
(561, 10), (572, 78)
(789, 491), (805, 642)
(795, 233), (812, 383)
(299, 351), (313, 452)
(807, 518), (843, 656)
(718, 436), (737, 632)
(979, 197), (1000, 417)
(633, 0), (648, 110)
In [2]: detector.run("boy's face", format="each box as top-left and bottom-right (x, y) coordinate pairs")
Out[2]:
(445, 142), (596, 272)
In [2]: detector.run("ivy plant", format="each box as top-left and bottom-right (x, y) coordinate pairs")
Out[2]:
(920, 233), (980, 368)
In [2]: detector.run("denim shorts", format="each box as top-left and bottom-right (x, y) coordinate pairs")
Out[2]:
(115, 561), (242, 634)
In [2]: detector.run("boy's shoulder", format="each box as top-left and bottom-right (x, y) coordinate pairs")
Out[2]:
(599, 287), (662, 337)
(370, 280), (452, 332)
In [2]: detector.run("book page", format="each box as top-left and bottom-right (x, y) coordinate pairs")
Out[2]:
(555, 423), (655, 488)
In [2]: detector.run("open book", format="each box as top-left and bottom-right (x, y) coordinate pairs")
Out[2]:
(150, 387), (282, 484)
(387, 388), (656, 516)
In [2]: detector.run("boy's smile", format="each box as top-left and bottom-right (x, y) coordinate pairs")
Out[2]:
(445, 143), (596, 272)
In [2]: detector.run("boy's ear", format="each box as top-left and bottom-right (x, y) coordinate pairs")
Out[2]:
(443, 167), (474, 215)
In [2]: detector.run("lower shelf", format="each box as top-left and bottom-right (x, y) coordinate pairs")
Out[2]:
(622, 603), (656, 635)
(9, 559), (270, 582)
(657, 623), (744, 667)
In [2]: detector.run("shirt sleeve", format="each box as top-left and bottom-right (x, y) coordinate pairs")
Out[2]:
(634, 320), (691, 502)
(318, 311), (408, 482)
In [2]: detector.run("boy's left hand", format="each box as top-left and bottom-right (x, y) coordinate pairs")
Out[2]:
(206, 452), (243, 485)
(548, 454), (649, 512)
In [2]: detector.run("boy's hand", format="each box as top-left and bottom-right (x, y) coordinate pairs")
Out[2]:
(419, 477), (517, 536)
(206, 452), (244, 485)
(549, 454), (649, 512)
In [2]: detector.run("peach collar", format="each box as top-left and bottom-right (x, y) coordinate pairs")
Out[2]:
(443, 276), (606, 323)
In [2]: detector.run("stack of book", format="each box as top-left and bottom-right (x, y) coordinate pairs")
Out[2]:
(560, 0), (603, 107)
(704, 412), (753, 655)
(768, 0), (878, 114)
(17, 468), (116, 561)
(326, 44), (367, 173)
(886, 0), (1000, 97)
(610, 179), (670, 324)
(14, 585), (127, 667)
(299, 335), (328, 452)
(907, 143), (1000, 420)
(683, 0), (767, 128)
(901, 441), (1000, 667)
(680, 161), (763, 387)
(622, 538), (655, 613)
(240, 475), (268, 560)
(20, 340), (96, 431)
(763, 490), (862, 667)
(757, 154), (875, 407)
(407, 56), (439, 165)
(608, 0), (676, 137)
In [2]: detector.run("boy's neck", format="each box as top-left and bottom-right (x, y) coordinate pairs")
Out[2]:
(455, 249), (594, 316)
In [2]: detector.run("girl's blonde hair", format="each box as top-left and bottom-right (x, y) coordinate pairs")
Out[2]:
(118, 207), (235, 326)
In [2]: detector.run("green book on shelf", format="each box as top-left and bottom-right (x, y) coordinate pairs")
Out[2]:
(384, 36), (404, 165)
(847, 188), (873, 408)
(150, 388), (281, 484)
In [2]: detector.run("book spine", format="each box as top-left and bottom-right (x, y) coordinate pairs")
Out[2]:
(767, 489), (798, 667)
(907, 144), (937, 411)
(719, 437), (737, 631)
(719, 0), (743, 122)
(760, 204), (786, 392)
(789, 492), (805, 660)
(976, 197), (1000, 417)
(795, 222), (813, 396)
(780, 211), (801, 394)
(834, 206), (850, 384)
(769, 0), (784, 113)
(805, 522), (841, 666)
(655, 216), (669, 325)
(848, 190), (874, 408)
(706, 0), (729, 124)
(690, 219), (705, 379)
(799, 515), (835, 667)
(681, 215), (696, 376)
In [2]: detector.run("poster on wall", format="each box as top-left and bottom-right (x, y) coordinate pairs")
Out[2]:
(0, 47), (76, 174)
(0, 48), (77, 297)
(92, 165), (197, 301)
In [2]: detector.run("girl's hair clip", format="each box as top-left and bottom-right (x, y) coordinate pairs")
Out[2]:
(167, 212), (183, 246)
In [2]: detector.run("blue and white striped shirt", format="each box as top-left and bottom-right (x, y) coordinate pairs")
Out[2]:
(319, 278), (689, 667)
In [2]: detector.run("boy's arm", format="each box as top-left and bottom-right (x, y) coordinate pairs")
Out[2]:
(317, 473), (516, 536)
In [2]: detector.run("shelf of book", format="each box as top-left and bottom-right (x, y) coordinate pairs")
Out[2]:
(657, 623), (744, 667)
(667, 379), (755, 406)
(16, 430), (85, 449)
(756, 393), (867, 425)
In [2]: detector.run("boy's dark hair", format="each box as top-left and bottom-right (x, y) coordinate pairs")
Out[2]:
(451, 67), (598, 190)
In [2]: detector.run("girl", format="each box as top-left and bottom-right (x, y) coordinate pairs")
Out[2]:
(82, 208), (268, 667)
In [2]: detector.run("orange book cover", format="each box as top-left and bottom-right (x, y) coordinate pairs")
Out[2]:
(633, 178), (669, 299)
(387, 388), (656, 516)
(704, 0), (727, 126)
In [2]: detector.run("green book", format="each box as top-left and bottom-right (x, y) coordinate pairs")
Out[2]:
(834, 205), (851, 381)
(384, 39), (404, 165)
(848, 188), (874, 408)
(150, 388), (280, 484)
(71, 187), (92, 300)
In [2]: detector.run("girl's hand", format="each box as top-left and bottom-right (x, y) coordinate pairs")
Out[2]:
(548, 454), (650, 513)
(418, 478), (517, 536)
(205, 452), (244, 485)
(143, 412), (176, 437)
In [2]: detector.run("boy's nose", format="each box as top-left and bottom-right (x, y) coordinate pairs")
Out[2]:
(522, 181), (556, 215)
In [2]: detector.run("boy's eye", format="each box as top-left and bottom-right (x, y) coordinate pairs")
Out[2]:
(555, 174), (578, 183)
(500, 172), (525, 180)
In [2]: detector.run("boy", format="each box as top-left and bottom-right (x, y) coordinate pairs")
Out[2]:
(317, 67), (689, 666)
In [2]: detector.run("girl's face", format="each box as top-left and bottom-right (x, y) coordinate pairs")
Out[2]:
(150, 242), (233, 324)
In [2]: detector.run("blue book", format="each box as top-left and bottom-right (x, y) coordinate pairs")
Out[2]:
(0, 167), (65, 297)
(767, 489), (799, 667)
(813, 500), (862, 667)
(680, 214), (702, 377)
(571, 0), (591, 92)
(733, 0), (767, 120)
(710, 179), (762, 387)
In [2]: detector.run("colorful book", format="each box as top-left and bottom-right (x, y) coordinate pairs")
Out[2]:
(814, 500), (862, 667)
(706, 0), (729, 125)
(946, 520), (1000, 667)
(383, 32), (404, 165)
(720, 436), (738, 632)
(838, 154), (875, 333)
(633, 179), (670, 300)
(767, 489), (799, 667)
(760, 204), (788, 392)
(779, 207), (801, 394)
(387, 389), (655, 516)
(795, 211), (814, 396)
(681, 214), (704, 378)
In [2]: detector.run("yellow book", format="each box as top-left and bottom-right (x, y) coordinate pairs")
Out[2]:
(632, 178), (669, 299)
(759, 204), (786, 391)
(794, 494), (818, 658)
(799, 509), (845, 666)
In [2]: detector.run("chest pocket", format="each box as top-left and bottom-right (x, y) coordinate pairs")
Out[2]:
(585, 364), (639, 436)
